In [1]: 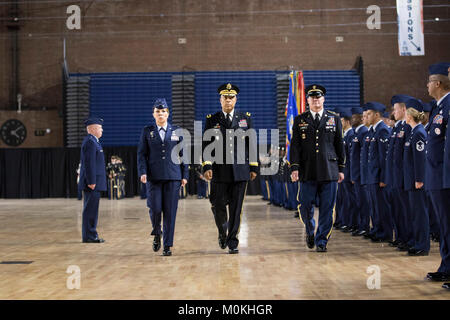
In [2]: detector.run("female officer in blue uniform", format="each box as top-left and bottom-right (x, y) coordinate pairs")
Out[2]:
(403, 97), (429, 256)
(137, 98), (189, 256)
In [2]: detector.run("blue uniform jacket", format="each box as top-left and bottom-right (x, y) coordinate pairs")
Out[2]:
(343, 127), (355, 182)
(392, 121), (411, 189)
(78, 134), (107, 191)
(441, 94), (450, 188)
(367, 121), (391, 185)
(350, 125), (368, 183)
(137, 123), (189, 181)
(425, 94), (449, 190)
(360, 126), (374, 185)
(403, 124), (427, 191)
(385, 121), (401, 186)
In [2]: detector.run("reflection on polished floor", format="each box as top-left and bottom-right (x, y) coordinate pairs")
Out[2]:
(0, 196), (447, 299)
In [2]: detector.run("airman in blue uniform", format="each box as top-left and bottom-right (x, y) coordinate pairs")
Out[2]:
(202, 83), (259, 254)
(137, 98), (189, 256)
(365, 102), (393, 242)
(289, 84), (345, 252)
(78, 117), (107, 243)
(423, 100), (440, 243)
(338, 108), (358, 234)
(349, 107), (370, 236)
(387, 94), (413, 251)
(403, 97), (429, 256)
(425, 62), (450, 284)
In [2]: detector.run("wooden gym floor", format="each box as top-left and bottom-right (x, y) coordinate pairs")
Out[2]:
(0, 196), (448, 300)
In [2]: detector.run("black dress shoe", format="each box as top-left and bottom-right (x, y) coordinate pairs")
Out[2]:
(218, 235), (227, 249)
(306, 234), (315, 249)
(342, 226), (353, 233)
(339, 225), (349, 231)
(351, 230), (360, 236)
(443, 283), (450, 290)
(294, 212), (299, 218)
(163, 246), (172, 256)
(83, 238), (105, 243)
(357, 230), (368, 237)
(407, 249), (429, 256)
(426, 272), (450, 281)
(228, 248), (239, 254)
(316, 245), (327, 252)
(153, 235), (161, 252)
(388, 240), (399, 247)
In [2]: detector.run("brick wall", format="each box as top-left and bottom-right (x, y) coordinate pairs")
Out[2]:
(0, 0), (449, 133)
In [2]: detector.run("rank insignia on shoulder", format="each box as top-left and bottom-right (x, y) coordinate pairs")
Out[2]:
(246, 112), (251, 117)
(327, 110), (338, 116)
(206, 114), (212, 119)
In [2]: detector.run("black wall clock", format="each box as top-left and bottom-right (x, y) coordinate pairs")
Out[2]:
(1, 119), (27, 146)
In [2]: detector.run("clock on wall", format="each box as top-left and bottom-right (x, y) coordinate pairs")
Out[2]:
(1, 119), (27, 147)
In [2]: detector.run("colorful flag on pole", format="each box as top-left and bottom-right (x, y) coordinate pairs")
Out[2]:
(286, 71), (298, 162)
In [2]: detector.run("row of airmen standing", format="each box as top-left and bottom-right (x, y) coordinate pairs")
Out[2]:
(335, 62), (450, 285)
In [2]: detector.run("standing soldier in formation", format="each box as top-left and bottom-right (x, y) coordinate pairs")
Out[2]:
(290, 84), (345, 253)
(202, 83), (258, 254)
(78, 117), (107, 243)
(365, 102), (392, 243)
(349, 107), (369, 236)
(425, 62), (450, 285)
(403, 97), (429, 256)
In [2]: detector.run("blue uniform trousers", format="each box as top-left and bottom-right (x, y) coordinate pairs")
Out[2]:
(260, 178), (269, 201)
(408, 189), (430, 252)
(197, 179), (207, 198)
(334, 184), (344, 227)
(146, 180), (181, 248)
(82, 189), (101, 241)
(354, 182), (371, 232)
(427, 191), (440, 237)
(390, 188), (410, 245)
(368, 184), (393, 240)
(429, 189), (450, 274)
(286, 181), (299, 210)
(298, 181), (338, 247)
(342, 181), (358, 228)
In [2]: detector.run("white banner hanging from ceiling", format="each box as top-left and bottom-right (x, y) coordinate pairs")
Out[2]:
(396, 0), (425, 56)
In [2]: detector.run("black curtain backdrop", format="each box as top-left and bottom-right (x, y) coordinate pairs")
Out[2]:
(0, 147), (261, 199)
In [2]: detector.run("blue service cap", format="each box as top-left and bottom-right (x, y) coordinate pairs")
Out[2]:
(84, 117), (103, 126)
(382, 111), (390, 118)
(351, 107), (363, 115)
(339, 108), (353, 118)
(428, 62), (450, 76)
(364, 102), (386, 113)
(391, 94), (414, 105)
(153, 98), (169, 109)
(405, 97), (424, 112)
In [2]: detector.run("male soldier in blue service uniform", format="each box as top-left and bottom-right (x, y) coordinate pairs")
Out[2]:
(289, 84), (345, 253)
(425, 62), (450, 287)
(78, 117), (107, 243)
(137, 98), (189, 256)
(349, 107), (369, 236)
(202, 83), (258, 254)
(365, 102), (392, 243)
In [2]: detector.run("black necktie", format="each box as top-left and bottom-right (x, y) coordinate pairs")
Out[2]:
(226, 113), (232, 127)
(314, 113), (320, 127)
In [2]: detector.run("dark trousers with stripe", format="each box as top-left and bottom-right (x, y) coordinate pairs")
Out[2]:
(82, 189), (100, 241)
(210, 181), (247, 250)
(298, 181), (338, 247)
(408, 189), (430, 252)
(429, 189), (450, 274)
(146, 180), (181, 248)
(335, 184), (344, 227)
